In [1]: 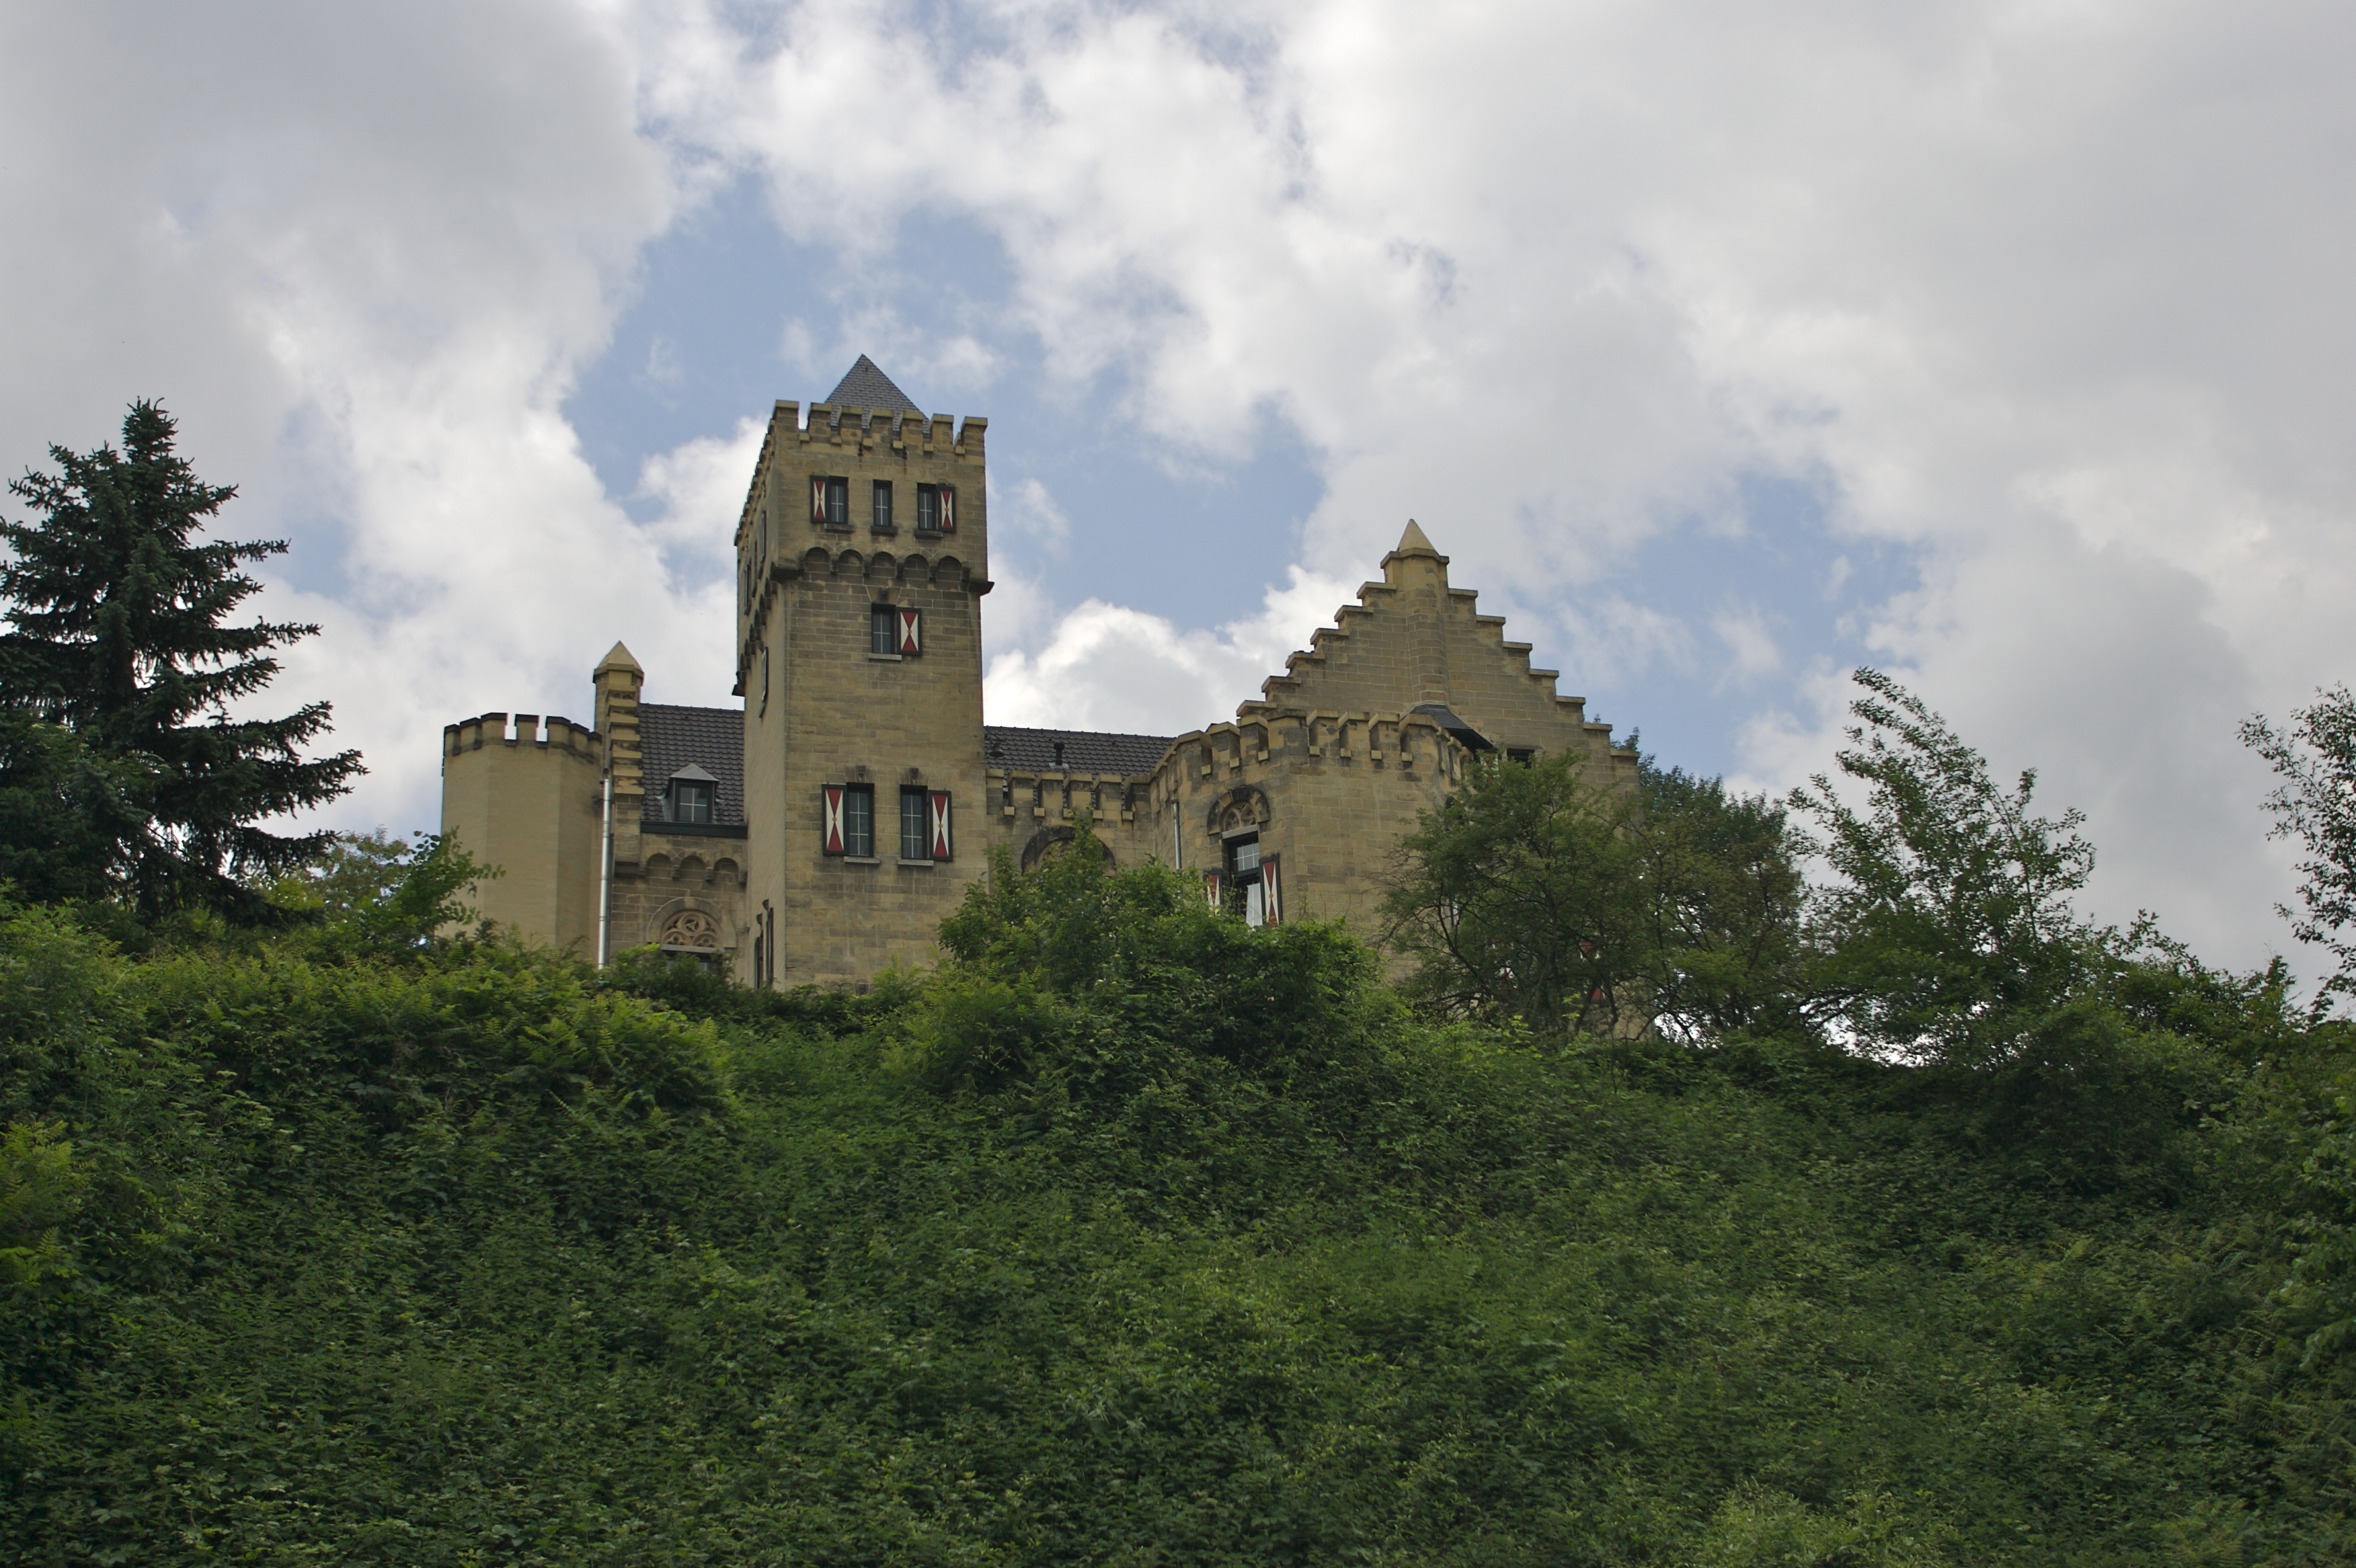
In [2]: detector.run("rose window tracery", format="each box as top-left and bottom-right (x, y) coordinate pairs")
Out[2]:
(662, 908), (720, 950)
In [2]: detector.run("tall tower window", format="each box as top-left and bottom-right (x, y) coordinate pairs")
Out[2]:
(872, 481), (894, 531)
(915, 483), (955, 534)
(841, 785), (873, 858)
(870, 604), (896, 656)
(812, 475), (849, 528)
(900, 787), (929, 861)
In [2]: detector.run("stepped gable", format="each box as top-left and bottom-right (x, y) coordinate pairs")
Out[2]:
(985, 726), (1175, 775)
(1249, 518), (1596, 748)
(824, 355), (924, 416)
(639, 704), (746, 824)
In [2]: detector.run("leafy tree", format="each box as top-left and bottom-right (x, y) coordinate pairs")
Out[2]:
(2241, 684), (2356, 1007)
(1791, 668), (2100, 1066)
(0, 401), (360, 918)
(1383, 752), (1806, 1040)
(906, 817), (1380, 1093)
(1633, 760), (1810, 1040)
(266, 829), (498, 953)
(1383, 750), (1650, 1037)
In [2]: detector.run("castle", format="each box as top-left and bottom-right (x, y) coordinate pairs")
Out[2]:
(440, 357), (1637, 986)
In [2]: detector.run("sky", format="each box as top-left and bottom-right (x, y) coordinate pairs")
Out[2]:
(2, 0), (2351, 975)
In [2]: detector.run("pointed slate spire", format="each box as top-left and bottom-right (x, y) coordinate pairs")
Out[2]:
(822, 354), (924, 415)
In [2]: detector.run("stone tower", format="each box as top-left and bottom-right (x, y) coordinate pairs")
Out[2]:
(733, 357), (992, 987)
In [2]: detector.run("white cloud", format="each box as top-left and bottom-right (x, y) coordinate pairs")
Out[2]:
(994, 475), (1072, 549)
(986, 563), (1351, 734)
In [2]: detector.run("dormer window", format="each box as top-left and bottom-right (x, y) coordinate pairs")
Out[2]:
(666, 764), (718, 824)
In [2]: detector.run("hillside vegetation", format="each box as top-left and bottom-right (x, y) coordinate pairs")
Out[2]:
(5, 814), (2354, 1565)
(9, 401), (2354, 1563)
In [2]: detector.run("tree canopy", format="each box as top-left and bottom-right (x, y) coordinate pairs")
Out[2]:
(0, 401), (360, 918)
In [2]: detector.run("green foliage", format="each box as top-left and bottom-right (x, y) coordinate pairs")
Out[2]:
(0, 716), (159, 906)
(1383, 751), (1805, 1041)
(3, 716), (2353, 1561)
(0, 400), (362, 920)
(2242, 684), (2356, 1006)
(1385, 750), (1649, 1035)
(910, 820), (1384, 1099)
(266, 829), (500, 954)
(1791, 668), (2103, 1066)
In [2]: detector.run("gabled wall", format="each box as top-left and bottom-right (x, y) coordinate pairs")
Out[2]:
(1251, 522), (1630, 781)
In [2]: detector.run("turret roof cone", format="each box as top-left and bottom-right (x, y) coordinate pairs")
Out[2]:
(594, 641), (642, 675)
(1381, 519), (1450, 582)
(824, 354), (923, 414)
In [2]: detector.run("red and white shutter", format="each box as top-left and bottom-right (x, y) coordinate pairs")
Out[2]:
(929, 790), (953, 860)
(1261, 853), (1282, 925)
(898, 607), (922, 656)
(821, 784), (847, 854)
(937, 485), (956, 533)
(810, 475), (828, 526)
(1203, 870), (1222, 908)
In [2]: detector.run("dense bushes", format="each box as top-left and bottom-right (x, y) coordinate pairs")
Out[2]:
(1, 853), (2351, 1565)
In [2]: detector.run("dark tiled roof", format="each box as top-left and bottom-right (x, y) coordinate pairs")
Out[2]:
(984, 726), (1175, 776)
(824, 355), (923, 416)
(639, 704), (746, 824)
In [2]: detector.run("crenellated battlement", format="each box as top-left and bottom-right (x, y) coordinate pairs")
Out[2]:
(1157, 709), (1473, 790)
(443, 712), (600, 758)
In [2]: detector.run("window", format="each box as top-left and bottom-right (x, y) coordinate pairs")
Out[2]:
(871, 604), (896, 656)
(838, 785), (873, 857)
(668, 775), (713, 823)
(812, 475), (849, 527)
(1506, 747), (1537, 766)
(822, 784), (871, 855)
(1223, 834), (1267, 927)
(900, 787), (929, 861)
(1217, 834), (1282, 926)
(871, 480), (894, 531)
(916, 483), (955, 533)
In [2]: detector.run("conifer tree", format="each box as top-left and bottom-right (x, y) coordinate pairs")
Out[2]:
(0, 400), (361, 918)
